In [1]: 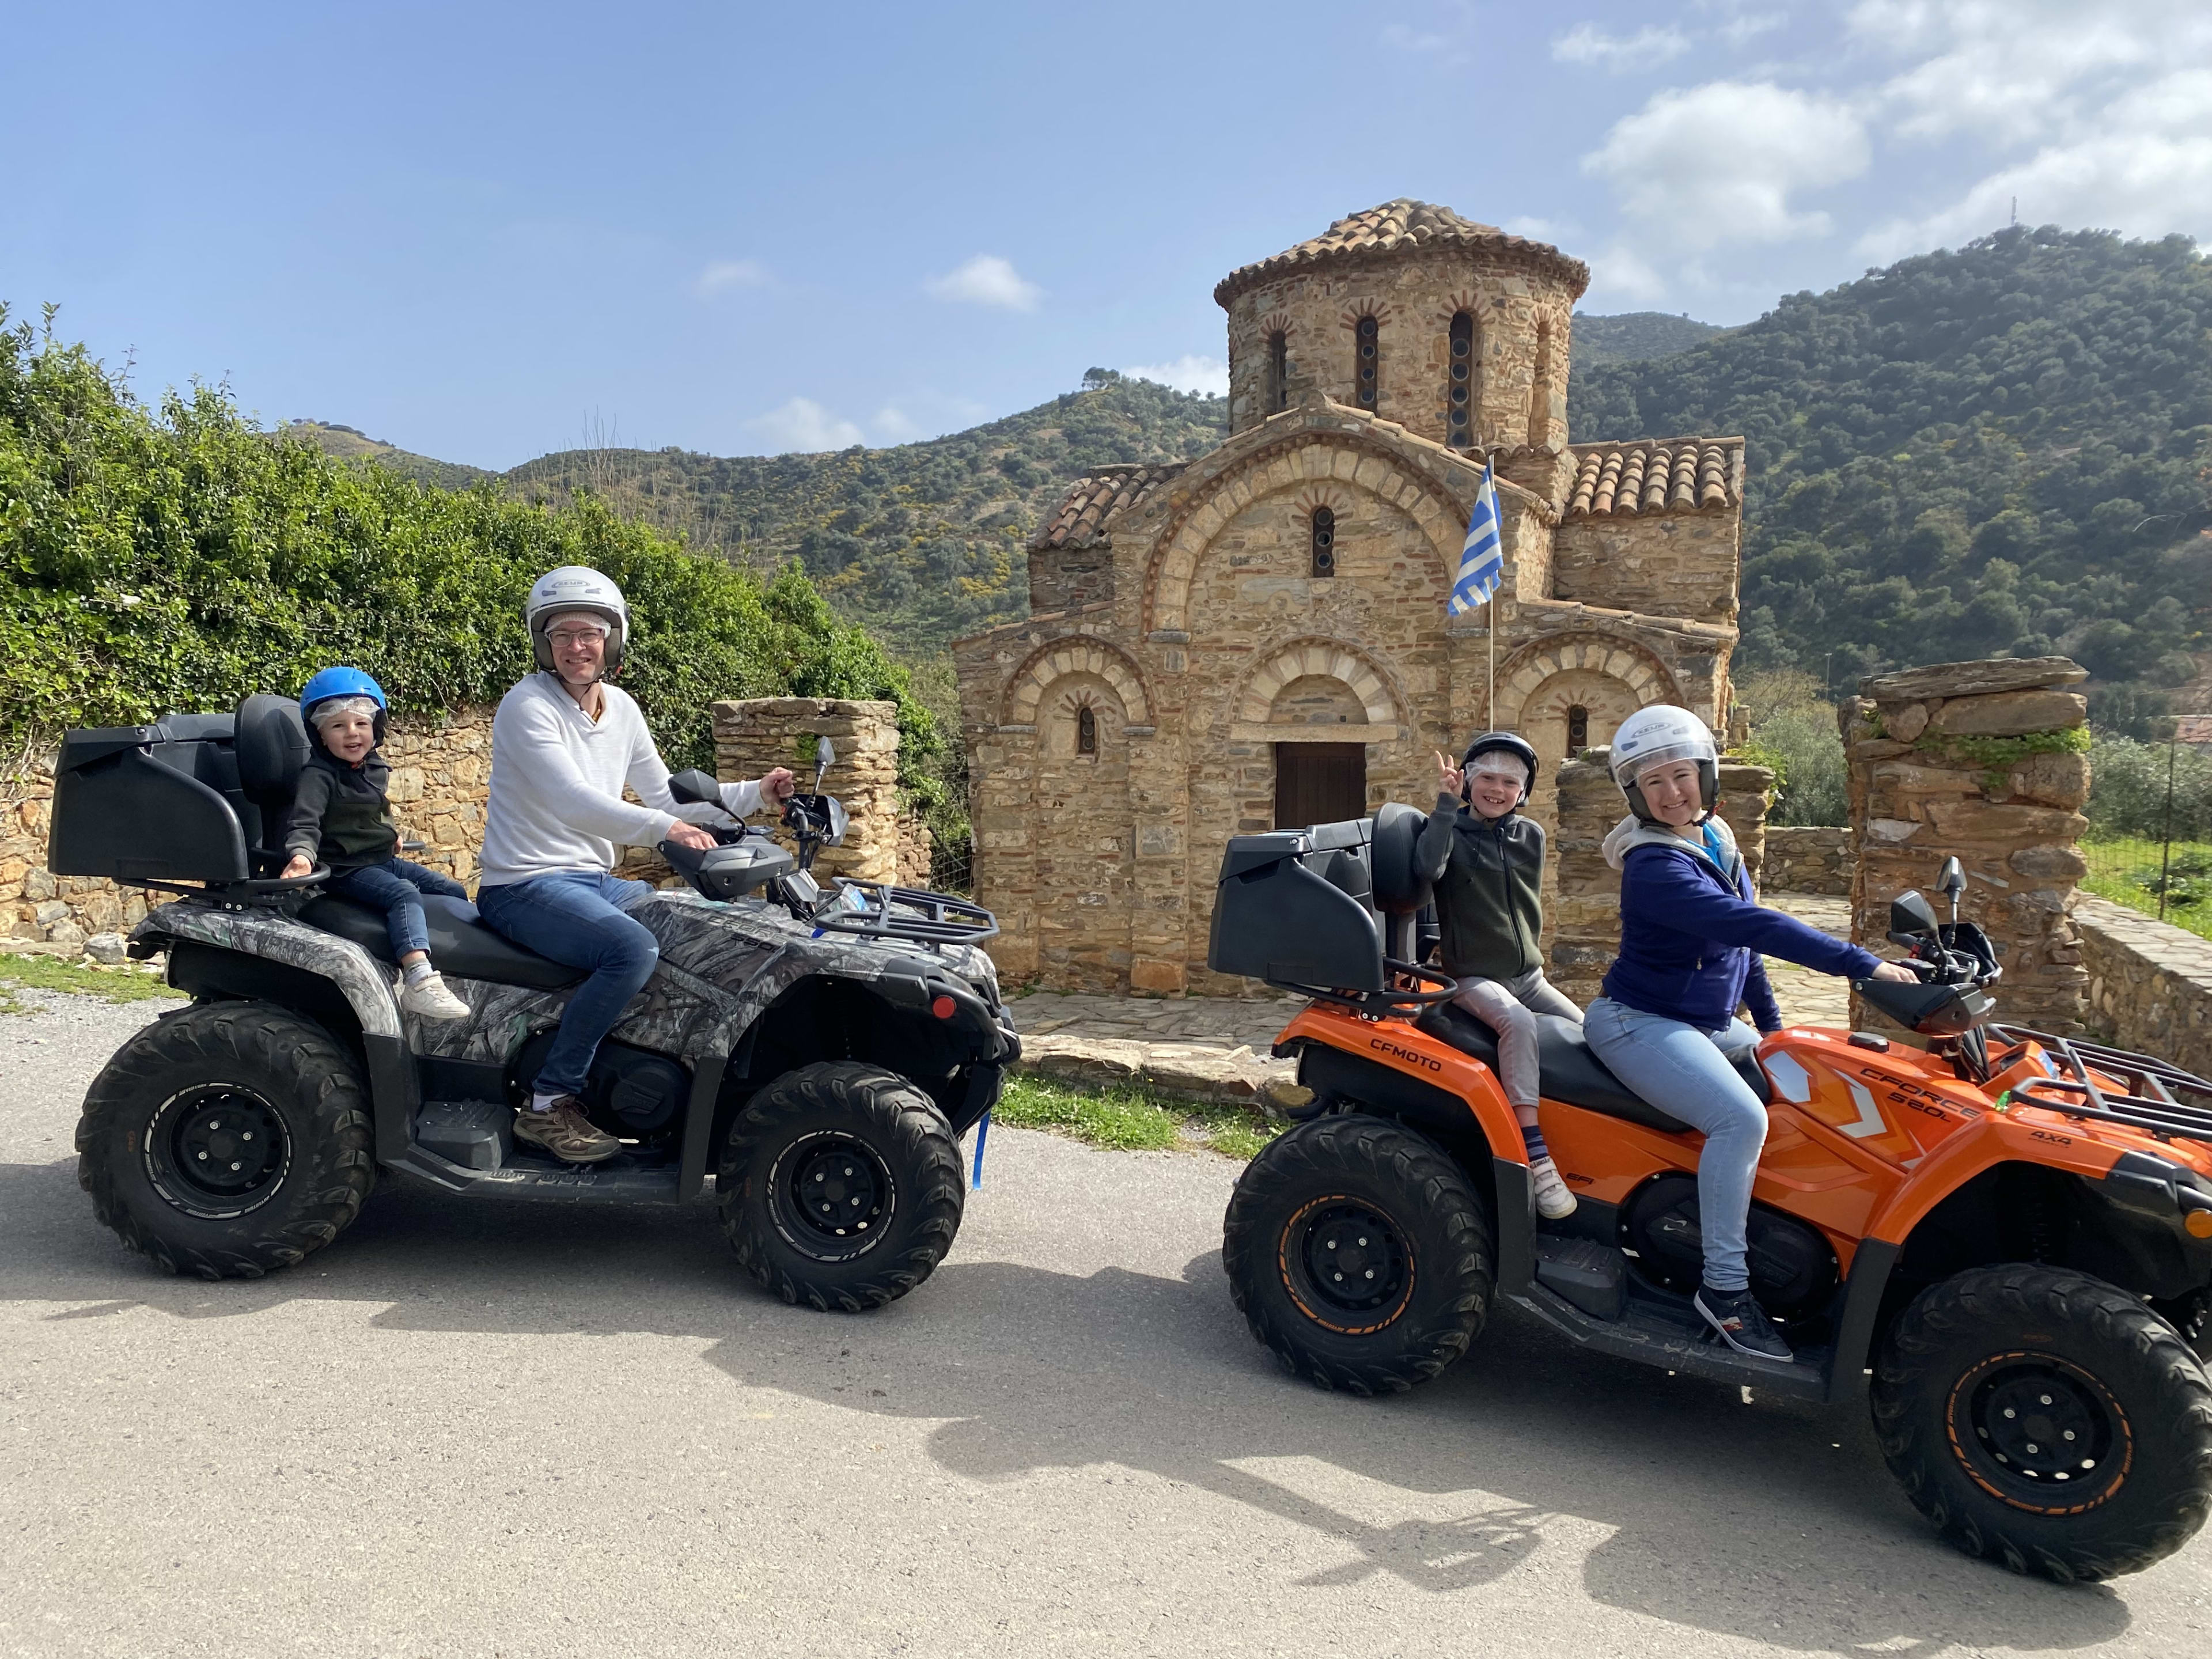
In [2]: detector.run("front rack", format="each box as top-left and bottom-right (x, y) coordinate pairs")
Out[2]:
(812, 880), (999, 945)
(1990, 1024), (2212, 1144)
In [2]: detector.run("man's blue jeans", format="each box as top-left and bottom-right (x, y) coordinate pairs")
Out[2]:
(1584, 997), (1770, 1293)
(328, 857), (470, 960)
(477, 872), (660, 1098)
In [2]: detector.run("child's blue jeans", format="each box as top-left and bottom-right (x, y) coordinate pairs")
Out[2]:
(329, 857), (471, 960)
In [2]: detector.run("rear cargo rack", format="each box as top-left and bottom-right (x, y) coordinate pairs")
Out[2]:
(1989, 1024), (2212, 1144)
(811, 880), (999, 945)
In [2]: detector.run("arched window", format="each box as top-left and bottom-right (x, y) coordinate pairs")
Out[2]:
(1566, 704), (1589, 755)
(1447, 311), (1474, 448)
(1076, 705), (1097, 755)
(1310, 507), (1336, 578)
(1528, 319), (1555, 448)
(1354, 316), (1378, 410)
(1266, 331), (1289, 412)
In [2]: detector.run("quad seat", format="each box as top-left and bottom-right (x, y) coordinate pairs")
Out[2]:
(1411, 1004), (1772, 1137)
(301, 893), (584, 991)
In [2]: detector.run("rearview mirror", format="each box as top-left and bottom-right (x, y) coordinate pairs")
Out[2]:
(815, 736), (835, 770)
(669, 768), (720, 806)
(1938, 856), (1966, 900)
(1889, 891), (1940, 937)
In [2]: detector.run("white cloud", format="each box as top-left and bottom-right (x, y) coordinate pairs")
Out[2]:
(1123, 355), (1229, 397)
(695, 257), (770, 295)
(872, 406), (922, 442)
(1381, 22), (1453, 54)
(1715, 10), (1785, 49)
(1504, 214), (1574, 242)
(925, 254), (1043, 312)
(1554, 22), (1690, 71)
(744, 397), (863, 454)
(1582, 80), (1870, 253)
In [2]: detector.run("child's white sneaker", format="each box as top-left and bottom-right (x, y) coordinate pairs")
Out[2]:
(1530, 1154), (1578, 1220)
(399, 971), (471, 1021)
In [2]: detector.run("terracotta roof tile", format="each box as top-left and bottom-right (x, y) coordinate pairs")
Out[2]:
(1029, 463), (1187, 552)
(1566, 437), (1743, 520)
(2175, 714), (2212, 748)
(1215, 199), (1590, 306)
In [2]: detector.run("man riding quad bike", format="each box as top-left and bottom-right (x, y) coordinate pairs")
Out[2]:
(47, 570), (1018, 1312)
(1207, 759), (2212, 1582)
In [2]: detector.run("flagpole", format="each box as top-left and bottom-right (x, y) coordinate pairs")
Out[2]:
(1485, 448), (1497, 726)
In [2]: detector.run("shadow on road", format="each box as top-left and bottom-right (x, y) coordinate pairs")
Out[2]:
(1, 1155), (2137, 1652)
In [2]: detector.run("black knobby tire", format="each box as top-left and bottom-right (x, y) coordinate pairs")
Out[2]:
(1222, 1113), (1493, 1395)
(718, 1061), (964, 1312)
(75, 1002), (376, 1281)
(1872, 1263), (2212, 1581)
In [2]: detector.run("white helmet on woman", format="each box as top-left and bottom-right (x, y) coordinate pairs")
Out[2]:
(1609, 703), (1719, 824)
(526, 566), (629, 674)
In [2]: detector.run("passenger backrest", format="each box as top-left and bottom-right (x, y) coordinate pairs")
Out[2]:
(233, 694), (310, 858)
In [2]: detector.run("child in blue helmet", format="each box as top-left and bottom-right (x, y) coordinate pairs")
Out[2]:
(280, 668), (472, 1021)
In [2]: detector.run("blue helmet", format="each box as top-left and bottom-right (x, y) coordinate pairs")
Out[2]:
(300, 666), (389, 745)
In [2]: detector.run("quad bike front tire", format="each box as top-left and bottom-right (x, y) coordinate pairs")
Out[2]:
(76, 1002), (377, 1280)
(1222, 1113), (1493, 1395)
(1872, 1263), (2212, 1581)
(718, 1061), (964, 1312)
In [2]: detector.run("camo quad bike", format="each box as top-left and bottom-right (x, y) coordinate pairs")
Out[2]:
(48, 695), (1017, 1311)
(1209, 805), (2212, 1580)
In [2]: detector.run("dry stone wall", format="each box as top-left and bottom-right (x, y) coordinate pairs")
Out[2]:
(1764, 827), (1853, 895)
(1842, 656), (2090, 1033)
(2076, 896), (2212, 1081)
(712, 698), (903, 885)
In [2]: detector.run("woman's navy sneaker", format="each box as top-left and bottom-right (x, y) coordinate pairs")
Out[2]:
(1694, 1284), (1793, 1361)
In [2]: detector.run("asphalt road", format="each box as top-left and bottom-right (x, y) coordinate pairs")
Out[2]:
(3, 991), (2208, 1658)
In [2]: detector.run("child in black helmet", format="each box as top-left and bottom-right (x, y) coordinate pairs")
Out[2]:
(1416, 731), (1581, 1219)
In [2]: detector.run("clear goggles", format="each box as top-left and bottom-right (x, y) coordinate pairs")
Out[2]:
(1465, 754), (1531, 789)
(308, 695), (380, 729)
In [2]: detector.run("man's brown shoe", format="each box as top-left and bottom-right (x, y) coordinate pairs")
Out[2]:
(513, 1097), (621, 1164)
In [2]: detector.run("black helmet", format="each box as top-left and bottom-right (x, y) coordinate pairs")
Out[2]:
(1460, 730), (1539, 806)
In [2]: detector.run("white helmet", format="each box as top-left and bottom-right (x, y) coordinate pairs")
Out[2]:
(526, 566), (628, 674)
(1609, 704), (1719, 824)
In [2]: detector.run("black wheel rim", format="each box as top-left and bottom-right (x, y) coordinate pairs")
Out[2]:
(1948, 1351), (2132, 1513)
(768, 1131), (895, 1262)
(1279, 1195), (1414, 1335)
(143, 1084), (292, 1219)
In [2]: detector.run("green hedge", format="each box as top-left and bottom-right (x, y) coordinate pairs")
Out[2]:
(0, 306), (944, 804)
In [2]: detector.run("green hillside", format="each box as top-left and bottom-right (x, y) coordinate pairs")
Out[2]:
(279, 419), (491, 491)
(1571, 226), (2212, 732)
(1570, 310), (1725, 368)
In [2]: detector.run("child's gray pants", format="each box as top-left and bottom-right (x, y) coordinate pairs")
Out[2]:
(1450, 968), (1584, 1111)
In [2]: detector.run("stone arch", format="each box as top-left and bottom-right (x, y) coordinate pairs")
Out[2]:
(1003, 637), (1152, 728)
(1039, 672), (1128, 758)
(1143, 433), (1471, 634)
(1236, 637), (1406, 727)
(1490, 634), (1679, 732)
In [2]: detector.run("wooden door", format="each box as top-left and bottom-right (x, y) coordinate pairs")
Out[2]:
(1274, 742), (1366, 830)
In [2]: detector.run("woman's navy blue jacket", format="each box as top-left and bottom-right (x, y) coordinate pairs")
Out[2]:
(1601, 837), (1880, 1032)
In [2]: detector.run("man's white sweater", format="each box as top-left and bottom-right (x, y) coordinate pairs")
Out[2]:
(479, 675), (762, 888)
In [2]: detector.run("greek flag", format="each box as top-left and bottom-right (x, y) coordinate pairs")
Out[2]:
(1449, 460), (1503, 616)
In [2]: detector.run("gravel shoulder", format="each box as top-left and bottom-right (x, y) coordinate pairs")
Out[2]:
(2, 990), (2206, 1658)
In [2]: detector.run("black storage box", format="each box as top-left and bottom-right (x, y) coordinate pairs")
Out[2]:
(48, 717), (253, 884)
(1206, 817), (1386, 992)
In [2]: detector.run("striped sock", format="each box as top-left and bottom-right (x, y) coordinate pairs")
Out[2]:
(1522, 1123), (1550, 1162)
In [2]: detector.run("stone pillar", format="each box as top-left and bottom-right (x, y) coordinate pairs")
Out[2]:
(713, 698), (903, 885)
(1546, 745), (1775, 1005)
(1842, 656), (2090, 1033)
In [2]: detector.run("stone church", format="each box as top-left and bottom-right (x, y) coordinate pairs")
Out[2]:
(954, 200), (1747, 994)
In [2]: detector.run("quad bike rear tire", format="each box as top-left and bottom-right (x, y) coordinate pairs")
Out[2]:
(718, 1061), (963, 1312)
(1872, 1263), (2212, 1581)
(1222, 1113), (1493, 1395)
(76, 1001), (376, 1280)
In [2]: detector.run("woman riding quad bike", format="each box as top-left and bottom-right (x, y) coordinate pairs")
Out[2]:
(1208, 748), (2212, 1582)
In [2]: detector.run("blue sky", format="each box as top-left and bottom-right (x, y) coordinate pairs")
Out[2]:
(6, 1), (2207, 467)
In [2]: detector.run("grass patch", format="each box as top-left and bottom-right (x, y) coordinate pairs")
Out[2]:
(2081, 836), (2212, 942)
(0, 953), (179, 1016)
(994, 1073), (1281, 1161)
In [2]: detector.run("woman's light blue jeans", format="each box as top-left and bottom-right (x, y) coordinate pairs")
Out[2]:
(1584, 997), (1769, 1293)
(478, 872), (660, 1098)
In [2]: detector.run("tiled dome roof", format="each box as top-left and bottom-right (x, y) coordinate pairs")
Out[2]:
(1566, 437), (1743, 519)
(1029, 463), (1187, 552)
(1214, 199), (1590, 307)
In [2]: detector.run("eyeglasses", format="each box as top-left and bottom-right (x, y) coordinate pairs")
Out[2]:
(545, 623), (611, 647)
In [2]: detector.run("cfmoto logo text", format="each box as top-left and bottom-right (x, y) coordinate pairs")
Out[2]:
(1370, 1038), (1443, 1073)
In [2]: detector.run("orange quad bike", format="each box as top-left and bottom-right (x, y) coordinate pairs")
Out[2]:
(1210, 804), (2212, 1582)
